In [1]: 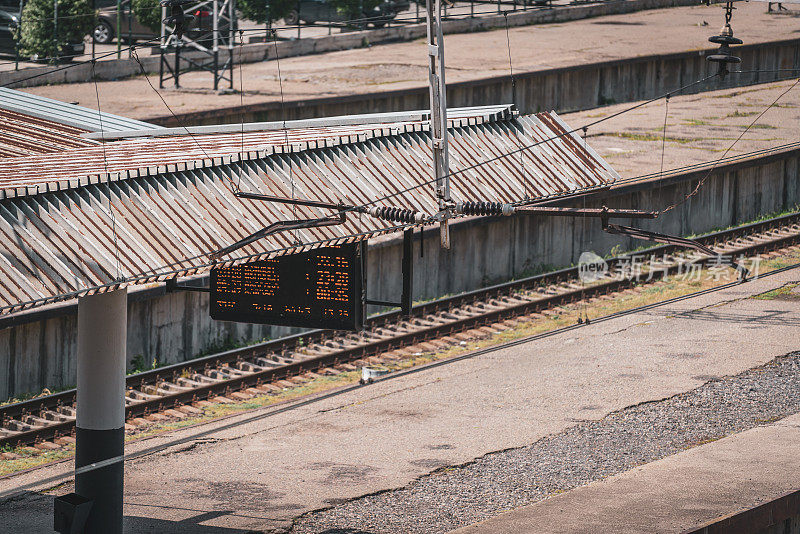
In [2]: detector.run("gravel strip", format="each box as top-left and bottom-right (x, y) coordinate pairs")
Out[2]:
(292, 351), (800, 533)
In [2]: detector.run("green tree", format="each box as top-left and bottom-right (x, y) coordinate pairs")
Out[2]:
(18, 0), (94, 61)
(237, 0), (295, 24)
(131, 0), (161, 32)
(328, 0), (382, 20)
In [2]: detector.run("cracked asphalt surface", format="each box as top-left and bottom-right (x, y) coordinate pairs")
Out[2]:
(291, 351), (800, 533)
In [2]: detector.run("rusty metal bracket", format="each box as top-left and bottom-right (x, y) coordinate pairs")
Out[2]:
(235, 191), (428, 225)
(209, 213), (346, 260)
(516, 206), (657, 219)
(602, 218), (750, 280)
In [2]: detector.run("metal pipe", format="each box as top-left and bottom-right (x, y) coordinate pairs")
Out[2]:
(516, 206), (658, 218)
(127, 0), (132, 58)
(174, 38), (181, 88)
(159, 3), (166, 88)
(236, 191), (348, 210)
(53, 0), (58, 65)
(229, 0), (234, 89)
(75, 288), (126, 534)
(213, 0), (219, 90)
(116, 0), (121, 59)
(401, 228), (413, 316)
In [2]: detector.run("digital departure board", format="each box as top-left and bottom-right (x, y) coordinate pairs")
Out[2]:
(210, 242), (365, 330)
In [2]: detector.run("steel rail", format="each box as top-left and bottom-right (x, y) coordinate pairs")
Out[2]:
(2, 211), (800, 448)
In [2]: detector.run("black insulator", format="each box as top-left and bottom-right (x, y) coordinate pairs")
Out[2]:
(706, 7), (742, 78)
(162, 0), (194, 39)
(370, 206), (420, 223)
(459, 201), (505, 216)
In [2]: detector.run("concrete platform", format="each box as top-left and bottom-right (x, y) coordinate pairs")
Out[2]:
(450, 413), (800, 534)
(1, 268), (799, 533)
(21, 2), (799, 121)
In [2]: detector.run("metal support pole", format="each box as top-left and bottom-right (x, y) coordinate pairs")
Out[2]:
(159, 4), (166, 88)
(174, 39), (181, 88)
(213, 0), (219, 90)
(127, 0), (132, 58)
(425, 0), (451, 249)
(15, 0), (23, 69)
(52, 0), (58, 65)
(228, 0), (234, 89)
(116, 0), (121, 59)
(74, 288), (127, 534)
(401, 229), (413, 316)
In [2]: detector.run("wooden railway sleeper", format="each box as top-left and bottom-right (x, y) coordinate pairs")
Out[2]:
(42, 410), (70, 422)
(6, 419), (33, 432)
(22, 415), (50, 427)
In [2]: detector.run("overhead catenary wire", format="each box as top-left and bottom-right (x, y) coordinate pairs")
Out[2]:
(2, 250), (799, 502)
(659, 77), (800, 214)
(237, 29), (246, 192)
(0, 2), (560, 71)
(3, 54), (795, 292)
(0, 36), (162, 87)
(91, 59), (123, 283)
(3, 134), (796, 318)
(502, 10), (528, 200)
(130, 47), (242, 194)
(269, 31), (300, 243)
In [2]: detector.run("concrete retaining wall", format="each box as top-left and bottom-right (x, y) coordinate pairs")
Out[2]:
(1, 0), (703, 89)
(1, 148), (797, 400)
(150, 38), (800, 126)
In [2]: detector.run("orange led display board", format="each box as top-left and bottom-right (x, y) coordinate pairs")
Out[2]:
(210, 242), (365, 330)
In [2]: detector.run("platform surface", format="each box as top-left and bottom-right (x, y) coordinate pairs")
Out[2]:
(21, 2), (799, 121)
(0, 265), (798, 532)
(451, 412), (800, 534)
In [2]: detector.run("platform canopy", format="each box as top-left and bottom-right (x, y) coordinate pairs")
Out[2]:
(0, 97), (618, 315)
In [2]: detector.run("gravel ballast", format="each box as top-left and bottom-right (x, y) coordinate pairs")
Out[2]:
(292, 351), (800, 533)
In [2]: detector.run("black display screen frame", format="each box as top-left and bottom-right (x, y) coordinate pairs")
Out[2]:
(210, 241), (366, 331)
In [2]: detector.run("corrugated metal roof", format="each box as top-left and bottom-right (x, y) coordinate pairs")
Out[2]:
(0, 105), (618, 315)
(0, 87), (156, 133)
(0, 105), (516, 198)
(0, 109), (99, 159)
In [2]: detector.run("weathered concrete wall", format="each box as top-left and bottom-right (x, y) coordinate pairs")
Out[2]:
(368, 149), (800, 303)
(151, 39), (800, 126)
(1, 0), (704, 89)
(0, 148), (797, 400)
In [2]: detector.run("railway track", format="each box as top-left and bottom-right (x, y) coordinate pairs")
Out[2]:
(2, 212), (800, 451)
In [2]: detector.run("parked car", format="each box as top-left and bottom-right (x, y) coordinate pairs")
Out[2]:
(284, 0), (410, 28)
(93, 0), (230, 44)
(0, 6), (85, 60)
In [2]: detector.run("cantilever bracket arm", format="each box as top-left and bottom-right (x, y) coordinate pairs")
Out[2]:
(516, 206), (657, 219)
(235, 191), (348, 211)
(602, 219), (716, 255)
(209, 213), (346, 260)
(602, 219), (751, 279)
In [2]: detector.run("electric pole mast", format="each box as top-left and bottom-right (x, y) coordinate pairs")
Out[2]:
(426, 0), (451, 249)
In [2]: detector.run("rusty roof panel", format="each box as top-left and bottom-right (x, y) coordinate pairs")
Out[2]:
(0, 109), (99, 159)
(0, 106), (618, 314)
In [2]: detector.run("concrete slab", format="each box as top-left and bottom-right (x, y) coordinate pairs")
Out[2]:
(562, 79), (800, 179)
(450, 412), (800, 534)
(0, 269), (799, 533)
(20, 2), (799, 121)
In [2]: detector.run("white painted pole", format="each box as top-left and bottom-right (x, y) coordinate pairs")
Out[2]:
(426, 0), (451, 249)
(75, 288), (127, 534)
